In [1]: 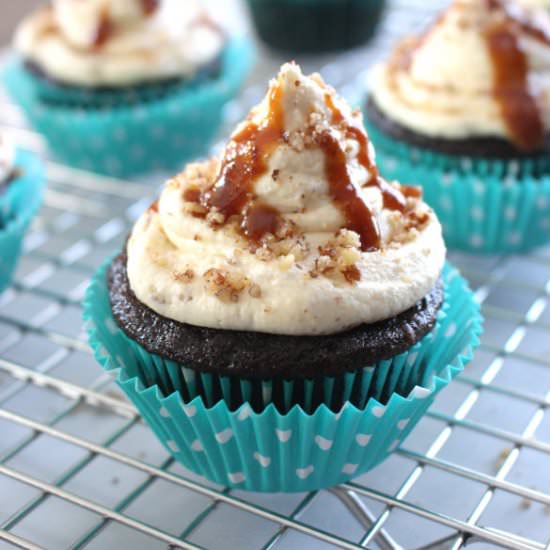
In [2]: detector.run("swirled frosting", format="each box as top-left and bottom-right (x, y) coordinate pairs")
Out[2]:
(14, 0), (224, 87)
(369, 0), (550, 151)
(0, 133), (15, 187)
(517, 0), (550, 8)
(126, 63), (446, 336)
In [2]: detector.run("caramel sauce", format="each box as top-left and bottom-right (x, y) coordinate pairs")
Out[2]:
(141, 0), (160, 16)
(315, 132), (381, 251)
(93, 8), (113, 48)
(148, 200), (159, 213)
(242, 203), (281, 242)
(187, 80), (423, 252)
(324, 93), (408, 215)
(92, 2), (159, 48)
(485, 20), (544, 151)
(183, 187), (201, 203)
(203, 83), (285, 241)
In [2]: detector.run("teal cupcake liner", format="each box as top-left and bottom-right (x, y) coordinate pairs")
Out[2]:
(246, 0), (385, 53)
(1, 38), (253, 178)
(85, 258), (458, 414)
(0, 149), (44, 293)
(21, 58), (223, 108)
(364, 119), (550, 253)
(84, 262), (482, 492)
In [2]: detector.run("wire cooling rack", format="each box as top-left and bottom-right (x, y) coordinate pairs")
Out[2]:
(1, 1), (550, 549)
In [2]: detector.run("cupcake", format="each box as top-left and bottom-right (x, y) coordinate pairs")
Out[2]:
(365, 0), (550, 253)
(246, 0), (386, 53)
(0, 133), (45, 293)
(2, 0), (253, 177)
(84, 63), (482, 492)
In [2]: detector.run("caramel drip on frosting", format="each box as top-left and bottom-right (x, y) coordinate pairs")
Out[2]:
(204, 83), (286, 241)
(188, 79), (419, 251)
(485, 0), (548, 150)
(93, 0), (160, 48)
(141, 0), (160, 16)
(485, 19), (545, 150)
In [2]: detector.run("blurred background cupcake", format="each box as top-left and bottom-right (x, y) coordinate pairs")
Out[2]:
(84, 63), (482, 492)
(364, 0), (550, 253)
(0, 131), (44, 293)
(2, 0), (253, 177)
(245, 0), (386, 53)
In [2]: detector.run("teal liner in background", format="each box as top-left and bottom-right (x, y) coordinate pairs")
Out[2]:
(1, 38), (253, 178)
(0, 149), (44, 293)
(84, 262), (482, 492)
(365, 120), (550, 253)
(246, 0), (385, 53)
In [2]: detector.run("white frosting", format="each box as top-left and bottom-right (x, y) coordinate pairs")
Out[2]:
(14, 0), (224, 87)
(127, 63), (446, 336)
(0, 133), (15, 185)
(369, 0), (550, 141)
(517, 0), (550, 8)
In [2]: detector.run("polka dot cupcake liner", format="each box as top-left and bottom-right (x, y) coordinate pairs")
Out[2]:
(83, 261), (482, 492)
(364, 119), (550, 253)
(0, 149), (44, 294)
(1, 38), (253, 178)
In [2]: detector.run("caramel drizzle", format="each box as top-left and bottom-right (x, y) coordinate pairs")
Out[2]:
(324, 94), (411, 246)
(190, 82), (415, 252)
(141, 0), (160, 16)
(93, 1), (159, 48)
(484, 0), (549, 151)
(204, 83), (286, 241)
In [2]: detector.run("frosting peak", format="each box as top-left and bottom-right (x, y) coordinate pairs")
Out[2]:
(126, 63), (445, 335)
(52, 0), (159, 49)
(190, 63), (416, 252)
(15, 0), (224, 87)
(370, 0), (550, 150)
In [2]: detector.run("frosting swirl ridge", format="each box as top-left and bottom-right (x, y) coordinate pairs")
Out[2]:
(127, 63), (446, 335)
(15, 0), (224, 87)
(369, 0), (550, 150)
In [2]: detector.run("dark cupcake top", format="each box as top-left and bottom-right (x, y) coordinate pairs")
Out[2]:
(370, 0), (550, 151)
(125, 63), (446, 336)
(14, 0), (224, 88)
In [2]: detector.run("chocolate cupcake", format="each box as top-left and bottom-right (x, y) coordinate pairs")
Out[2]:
(113, 61), (446, 406)
(365, 0), (550, 252)
(2, 0), (253, 176)
(85, 63), (481, 491)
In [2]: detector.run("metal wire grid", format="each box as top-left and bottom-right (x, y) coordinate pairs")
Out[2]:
(0, 1), (549, 549)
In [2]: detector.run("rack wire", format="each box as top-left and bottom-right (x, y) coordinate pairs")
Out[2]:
(0, 1), (549, 548)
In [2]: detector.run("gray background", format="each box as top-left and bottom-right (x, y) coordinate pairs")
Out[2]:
(1, 1), (38, 45)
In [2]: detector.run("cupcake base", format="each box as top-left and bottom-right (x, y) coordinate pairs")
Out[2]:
(84, 259), (482, 492)
(366, 97), (550, 160)
(23, 57), (223, 108)
(108, 251), (444, 378)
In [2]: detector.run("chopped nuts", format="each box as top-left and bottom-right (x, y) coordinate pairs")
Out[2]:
(248, 284), (262, 298)
(310, 229), (362, 283)
(174, 269), (195, 283)
(203, 268), (261, 303)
